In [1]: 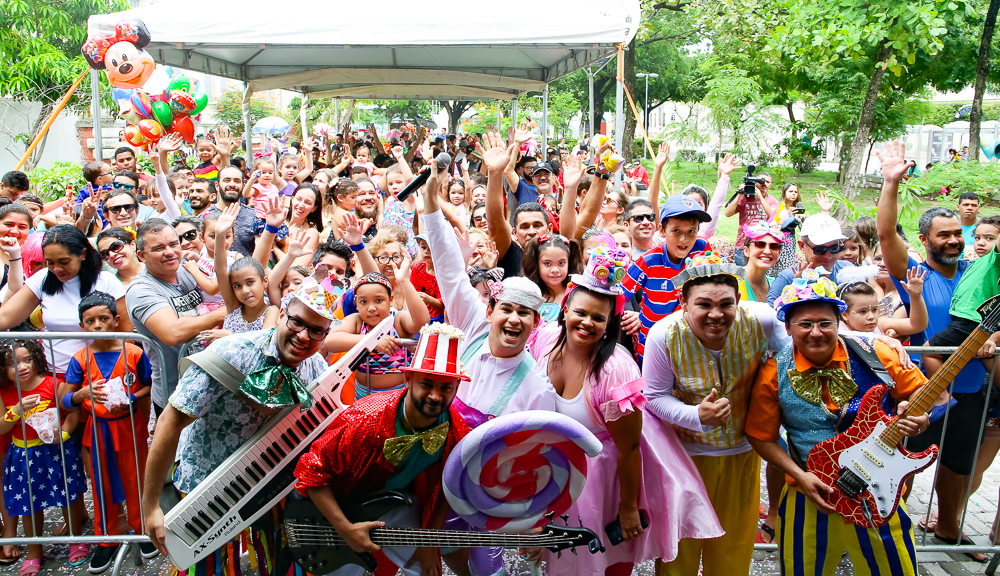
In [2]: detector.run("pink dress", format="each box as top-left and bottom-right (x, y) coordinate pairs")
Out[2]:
(530, 324), (723, 574)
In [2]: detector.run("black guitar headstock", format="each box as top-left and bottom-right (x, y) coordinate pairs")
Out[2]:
(978, 294), (1000, 334)
(538, 523), (605, 554)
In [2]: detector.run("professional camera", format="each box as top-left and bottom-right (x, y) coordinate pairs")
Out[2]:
(742, 164), (768, 197)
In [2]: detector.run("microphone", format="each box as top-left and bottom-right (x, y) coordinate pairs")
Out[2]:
(796, 201), (805, 214)
(436, 152), (452, 172)
(396, 153), (453, 203)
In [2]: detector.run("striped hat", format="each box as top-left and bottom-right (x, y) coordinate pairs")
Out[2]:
(401, 323), (471, 382)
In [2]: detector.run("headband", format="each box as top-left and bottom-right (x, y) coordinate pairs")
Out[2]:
(356, 272), (393, 294)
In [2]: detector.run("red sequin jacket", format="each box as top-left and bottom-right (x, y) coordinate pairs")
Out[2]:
(294, 389), (470, 527)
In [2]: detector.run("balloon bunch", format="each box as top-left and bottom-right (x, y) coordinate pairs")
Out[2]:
(119, 76), (208, 150)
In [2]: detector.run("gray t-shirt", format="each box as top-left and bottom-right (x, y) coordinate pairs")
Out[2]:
(126, 267), (203, 407)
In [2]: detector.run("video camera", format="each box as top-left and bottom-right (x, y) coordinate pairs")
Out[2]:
(742, 164), (768, 197)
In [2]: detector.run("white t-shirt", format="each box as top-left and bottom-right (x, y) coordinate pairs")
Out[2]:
(26, 270), (126, 373)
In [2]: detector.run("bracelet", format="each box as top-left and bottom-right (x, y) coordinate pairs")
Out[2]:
(62, 392), (79, 410)
(264, 223), (281, 234)
(349, 242), (365, 253)
(4, 408), (19, 423)
(8, 257), (20, 262)
(595, 172), (610, 181)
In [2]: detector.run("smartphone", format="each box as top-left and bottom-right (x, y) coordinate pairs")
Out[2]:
(604, 510), (649, 547)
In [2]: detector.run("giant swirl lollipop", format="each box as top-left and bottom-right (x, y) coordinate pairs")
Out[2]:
(444, 411), (602, 533)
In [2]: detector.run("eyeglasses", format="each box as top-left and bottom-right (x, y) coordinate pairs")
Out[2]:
(100, 172), (113, 178)
(179, 229), (199, 243)
(792, 320), (836, 332)
(285, 314), (330, 341)
(105, 203), (137, 215)
(752, 240), (783, 251)
(804, 239), (845, 256)
(112, 182), (136, 191)
(630, 213), (656, 223)
(375, 254), (404, 265)
(99, 240), (125, 261)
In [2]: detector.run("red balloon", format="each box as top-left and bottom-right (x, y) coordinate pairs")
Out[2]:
(168, 115), (195, 143)
(123, 125), (147, 147)
(137, 118), (165, 142)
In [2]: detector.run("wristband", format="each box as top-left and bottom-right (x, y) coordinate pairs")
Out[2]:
(8, 257), (20, 262)
(62, 392), (79, 410)
(265, 223), (281, 234)
(129, 393), (137, 406)
(4, 408), (19, 423)
(595, 172), (610, 181)
(349, 242), (365, 253)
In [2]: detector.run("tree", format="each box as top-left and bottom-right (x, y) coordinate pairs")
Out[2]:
(767, 0), (974, 197)
(442, 101), (475, 135)
(214, 86), (280, 138)
(0, 0), (128, 168)
(970, 0), (1000, 160)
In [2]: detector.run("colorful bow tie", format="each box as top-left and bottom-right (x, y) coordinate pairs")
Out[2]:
(242, 363), (312, 411)
(786, 367), (857, 418)
(382, 421), (450, 466)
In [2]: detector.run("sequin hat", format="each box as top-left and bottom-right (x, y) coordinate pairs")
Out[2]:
(569, 246), (630, 297)
(773, 269), (847, 322)
(401, 323), (472, 381)
(288, 276), (337, 321)
(493, 276), (544, 311)
(671, 252), (746, 288)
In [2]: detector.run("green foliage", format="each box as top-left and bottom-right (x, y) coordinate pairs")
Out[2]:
(901, 160), (1000, 199)
(26, 161), (84, 201)
(214, 87), (281, 138)
(778, 136), (825, 174)
(545, 91), (581, 139)
(903, 100), (1000, 127)
(633, 139), (665, 158)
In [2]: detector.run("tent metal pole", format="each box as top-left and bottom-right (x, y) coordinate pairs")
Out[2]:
(541, 84), (549, 155)
(242, 82), (253, 167)
(497, 101), (502, 134)
(300, 94), (309, 139)
(614, 48), (624, 186)
(588, 67), (595, 140)
(91, 69), (103, 162)
(511, 98), (519, 136)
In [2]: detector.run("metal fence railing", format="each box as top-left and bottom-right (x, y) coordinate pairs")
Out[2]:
(0, 335), (998, 571)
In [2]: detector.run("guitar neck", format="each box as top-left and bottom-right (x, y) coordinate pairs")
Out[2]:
(371, 527), (555, 548)
(881, 327), (990, 447)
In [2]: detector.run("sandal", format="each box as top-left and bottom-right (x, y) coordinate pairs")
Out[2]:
(917, 511), (938, 532)
(68, 544), (89, 566)
(759, 503), (768, 520)
(933, 534), (988, 563)
(19, 557), (41, 576)
(755, 523), (776, 544)
(0, 547), (18, 565)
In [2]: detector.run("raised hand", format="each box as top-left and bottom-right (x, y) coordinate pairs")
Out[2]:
(480, 238), (499, 269)
(513, 121), (533, 145)
(81, 196), (98, 221)
(390, 251), (413, 285)
(214, 126), (232, 154)
(391, 145), (405, 159)
(562, 153), (584, 191)
(264, 196), (287, 228)
(654, 142), (671, 168)
(453, 227), (476, 265)
(337, 212), (368, 246)
(718, 153), (741, 178)
(482, 131), (514, 173)
(902, 266), (926, 296)
(461, 158), (470, 172)
(217, 202), (240, 236)
(874, 140), (915, 184)
(815, 190), (834, 214)
(286, 228), (314, 261)
(0, 236), (21, 259)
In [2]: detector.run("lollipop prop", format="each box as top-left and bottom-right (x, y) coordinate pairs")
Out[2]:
(443, 411), (602, 533)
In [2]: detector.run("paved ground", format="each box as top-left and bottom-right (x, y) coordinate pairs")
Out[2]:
(5, 457), (1000, 576)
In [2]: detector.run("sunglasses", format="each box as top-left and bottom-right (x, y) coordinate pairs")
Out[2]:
(105, 203), (137, 215)
(630, 213), (656, 223)
(752, 240), (783, 251)
(473, 215), (486, 222)
(112, 182), (136, 191)
(179, 229), (199, 242)
(804, 239), (845, 256)
(99, 240), (125, 261)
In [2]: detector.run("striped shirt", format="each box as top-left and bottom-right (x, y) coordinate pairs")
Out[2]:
(621, 238), (711, 363)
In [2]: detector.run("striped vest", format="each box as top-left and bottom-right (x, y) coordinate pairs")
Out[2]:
(663, 304), (768, 447)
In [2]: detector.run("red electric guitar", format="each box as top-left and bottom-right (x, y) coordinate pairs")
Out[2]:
(807, 294), (1000, 528)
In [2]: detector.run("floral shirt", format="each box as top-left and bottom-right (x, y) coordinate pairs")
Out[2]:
(169, 329), (328, 494)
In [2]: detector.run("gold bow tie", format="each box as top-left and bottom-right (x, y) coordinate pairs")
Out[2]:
(786, 367), (857, 418)
(382, 421), (450, 466)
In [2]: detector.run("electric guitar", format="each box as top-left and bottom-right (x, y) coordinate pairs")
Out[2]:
(807, 294), (1000, 528)
(283, 491), (604, 574)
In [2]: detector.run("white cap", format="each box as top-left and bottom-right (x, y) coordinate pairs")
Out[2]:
(799, 214), (847, 246)
(494, 276), (544, 311)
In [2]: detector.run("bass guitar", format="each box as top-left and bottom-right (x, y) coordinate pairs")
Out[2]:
(283, 491), (604, 574)
(807, 294), (1000, 528)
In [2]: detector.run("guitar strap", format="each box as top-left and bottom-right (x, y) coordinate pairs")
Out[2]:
(842, 336), (894, 386)
(179, 350), (281, 416)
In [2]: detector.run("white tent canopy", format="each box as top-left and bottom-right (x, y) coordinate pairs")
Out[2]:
(87, 0), (640, 101)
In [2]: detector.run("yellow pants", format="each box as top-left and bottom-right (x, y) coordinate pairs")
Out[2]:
(656, 449), (760, 576)
(775, 485), (917, 575)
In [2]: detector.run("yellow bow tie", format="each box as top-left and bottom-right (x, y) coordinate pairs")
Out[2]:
(786, 367), (857, 418)
(382, 421), (450, 466)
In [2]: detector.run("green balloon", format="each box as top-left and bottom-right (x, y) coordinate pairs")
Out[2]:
(151, 101), (174, 129)
(168, 75), (191, 94)
(191, 92), (209, 115)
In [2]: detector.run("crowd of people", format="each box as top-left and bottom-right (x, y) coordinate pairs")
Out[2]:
(0, 123), (995, 576)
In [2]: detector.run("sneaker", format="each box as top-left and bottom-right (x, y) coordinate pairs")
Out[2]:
(88, 544), (119, 574)
(138, 542), (160, 560)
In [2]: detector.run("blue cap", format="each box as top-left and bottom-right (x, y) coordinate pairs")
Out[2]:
(659, 194), (711, 223)
(414, 233), (429, 244)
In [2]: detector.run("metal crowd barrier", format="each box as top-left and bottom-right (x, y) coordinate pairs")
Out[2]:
(0, 331), (166, 576)
(1, 334), (999, 571)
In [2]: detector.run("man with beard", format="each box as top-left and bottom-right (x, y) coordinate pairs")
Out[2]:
(142, 280), (334, 572)
(875, 141), (987, 560)
(187, 178), (217, 216)
(200, 165), (257, 256)
(354, 177), (381, 239)
(642, 258), (790, 576)
(127, 221), (229, 415)
(422, 155), (555, 423)
(294, 323), (471, 576)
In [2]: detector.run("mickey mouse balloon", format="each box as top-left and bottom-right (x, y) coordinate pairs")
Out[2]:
(82, 19), (155, 90)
